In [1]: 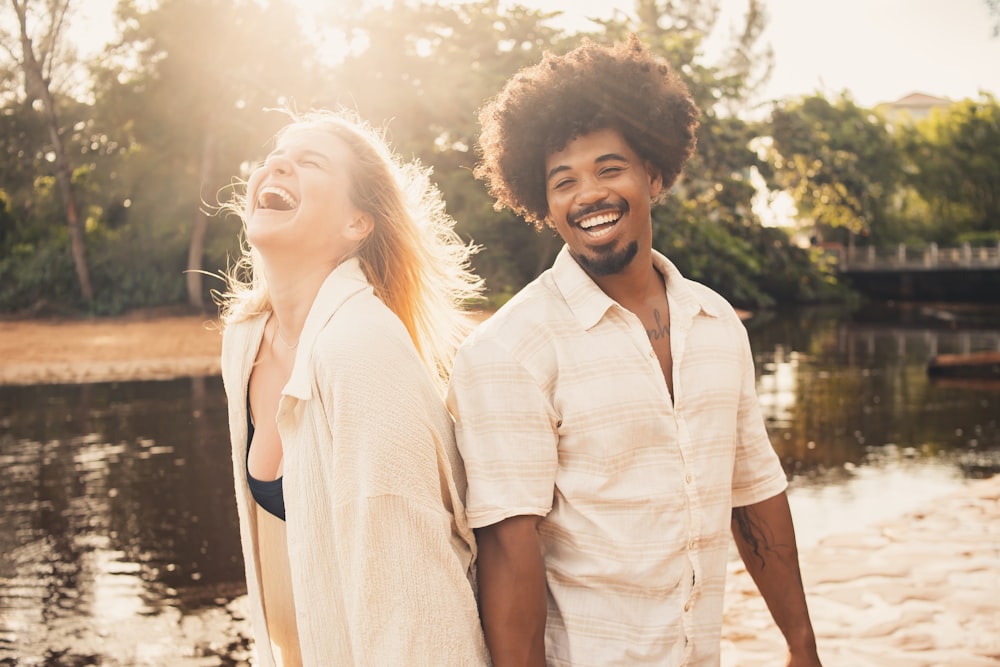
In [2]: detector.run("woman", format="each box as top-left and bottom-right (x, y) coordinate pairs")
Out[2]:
(217, 109), (488, 665)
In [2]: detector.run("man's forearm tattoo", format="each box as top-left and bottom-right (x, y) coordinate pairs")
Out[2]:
(732, 506), (767, 568)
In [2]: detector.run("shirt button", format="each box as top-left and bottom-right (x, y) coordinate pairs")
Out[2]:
(649, 350), (656, 359)
(685, 473), (693, 484)
(684, 600), (692, 612)
(688, 539), (696, 550)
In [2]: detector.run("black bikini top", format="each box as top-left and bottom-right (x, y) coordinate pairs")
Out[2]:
(246, 405), (286, 521)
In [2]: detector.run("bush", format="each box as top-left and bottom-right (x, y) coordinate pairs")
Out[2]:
(0, 239), (81, 314)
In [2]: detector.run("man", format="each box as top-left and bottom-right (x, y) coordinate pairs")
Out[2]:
(447, 36), (822, 666)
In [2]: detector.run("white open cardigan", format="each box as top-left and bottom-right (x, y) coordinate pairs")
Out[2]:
(221, 259), (488, 666)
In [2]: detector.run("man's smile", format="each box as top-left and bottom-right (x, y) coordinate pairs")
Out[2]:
(569, 203), (628, 241)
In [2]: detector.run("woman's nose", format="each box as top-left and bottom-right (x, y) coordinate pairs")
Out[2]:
(265, 153), (291, 175)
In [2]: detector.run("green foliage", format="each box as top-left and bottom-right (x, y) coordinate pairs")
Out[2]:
(897, 94), (1000, 242)
(0, 0), (891, 314)
(765, 94), (902, 244)
(0, 220), (191, 315)
(765, 91), (1000, 252)
(0, 97), (96, 245)
(654, 200), (773, 307)
(89, 0), (324, 309)
(86, 225), (189, 315)
(956, 230), (1000, 245)
(0, 239), (79, 313)
(653, 199), (844, 309)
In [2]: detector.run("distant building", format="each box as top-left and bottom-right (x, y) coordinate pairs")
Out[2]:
(877, 92), (953, 124)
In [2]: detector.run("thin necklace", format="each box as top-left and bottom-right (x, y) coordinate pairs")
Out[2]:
(274, 323), (298, 350)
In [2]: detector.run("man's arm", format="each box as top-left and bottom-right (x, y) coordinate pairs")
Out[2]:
(731, 491), (822, 667)
(475, 514), (548, 666)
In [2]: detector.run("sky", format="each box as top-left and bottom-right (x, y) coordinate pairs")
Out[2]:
(70, 0), (999, 109)
(511, 0), (1000, 107)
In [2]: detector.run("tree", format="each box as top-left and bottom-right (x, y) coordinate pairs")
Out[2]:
(0, 0), (848, 313)
(103, 0), (320, 309)
(1, 0), (93, 300)
(316, 0), (571, 298)
(765, 94), (902, 247)
(897, 94), (1000, 242)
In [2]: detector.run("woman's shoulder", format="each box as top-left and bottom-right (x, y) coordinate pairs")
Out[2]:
(322, 290), (408, 342)
(311, 292), (423, 373)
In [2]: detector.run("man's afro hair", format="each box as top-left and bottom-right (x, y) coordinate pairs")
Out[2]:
(474, 35), (700, 227)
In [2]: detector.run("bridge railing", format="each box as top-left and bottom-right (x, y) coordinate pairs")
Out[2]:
(835, 242), (1000, 272)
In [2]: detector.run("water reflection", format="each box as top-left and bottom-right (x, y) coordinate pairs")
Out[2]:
(0, 378), (250, 665)
(748, 306), (1000, 547)
(749, 307), (1000, 480)
(0, 307), (998, 663)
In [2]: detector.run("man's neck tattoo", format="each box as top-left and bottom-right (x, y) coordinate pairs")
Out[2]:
(646, 308), (670, 341)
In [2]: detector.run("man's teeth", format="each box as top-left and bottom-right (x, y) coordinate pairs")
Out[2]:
(579, 212), (619, 229)
(257, 186), (298, 210)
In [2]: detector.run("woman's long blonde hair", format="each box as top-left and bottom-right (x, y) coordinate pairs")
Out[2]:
(218, 109), (483, 386)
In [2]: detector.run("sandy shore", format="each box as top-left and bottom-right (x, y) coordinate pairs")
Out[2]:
(0, 313), (223, 385)
(2, 314), (998, 664)
(722, 474), (1000, 666)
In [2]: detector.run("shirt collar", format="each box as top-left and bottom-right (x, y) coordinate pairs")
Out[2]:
(551, 244), (719, 331)
(284, 257), (371, 399)
(652, 250), (720, 324)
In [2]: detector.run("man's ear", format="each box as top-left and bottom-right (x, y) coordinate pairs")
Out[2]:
(646, 161), (663, 199)
(543, 212), (556, 229)
(344, 212), (374, 242)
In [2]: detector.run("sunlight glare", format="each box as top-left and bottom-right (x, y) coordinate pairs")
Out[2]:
(289, 0), (385, 65)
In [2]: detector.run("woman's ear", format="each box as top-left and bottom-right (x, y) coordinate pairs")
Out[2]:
(344, 212), (374, 242)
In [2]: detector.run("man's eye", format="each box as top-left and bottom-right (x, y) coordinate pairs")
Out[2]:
(601, 167), (623, 176)
(553, 179), (573, 189)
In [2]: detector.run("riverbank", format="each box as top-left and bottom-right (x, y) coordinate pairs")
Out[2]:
(0, 309), (506, 385)
(0, 312), (223, 385)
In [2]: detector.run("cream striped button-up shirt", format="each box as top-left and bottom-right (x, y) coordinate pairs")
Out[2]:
(447, 246), (787, 666)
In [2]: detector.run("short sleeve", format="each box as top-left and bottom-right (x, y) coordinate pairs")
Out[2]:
(731, 318), (788, 507)
(446, 335), (559, 528)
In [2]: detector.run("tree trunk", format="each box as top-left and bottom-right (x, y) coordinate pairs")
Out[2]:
(14, 0), (93, 301)
(44, 107), (92, 302)
(186, 129), (217, 310)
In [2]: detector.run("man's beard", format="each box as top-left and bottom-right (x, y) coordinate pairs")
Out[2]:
(574, 240), (639, 276)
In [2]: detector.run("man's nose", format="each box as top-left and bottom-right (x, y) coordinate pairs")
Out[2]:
(576, 176), (609, 203)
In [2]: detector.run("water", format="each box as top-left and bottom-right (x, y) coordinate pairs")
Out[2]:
(746, 304), (1000, 547)
(1, 306), (999, 664)
(0, 378), (251, 665)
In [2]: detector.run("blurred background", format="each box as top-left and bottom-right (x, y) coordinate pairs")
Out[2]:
(1, 0), (998, 315)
